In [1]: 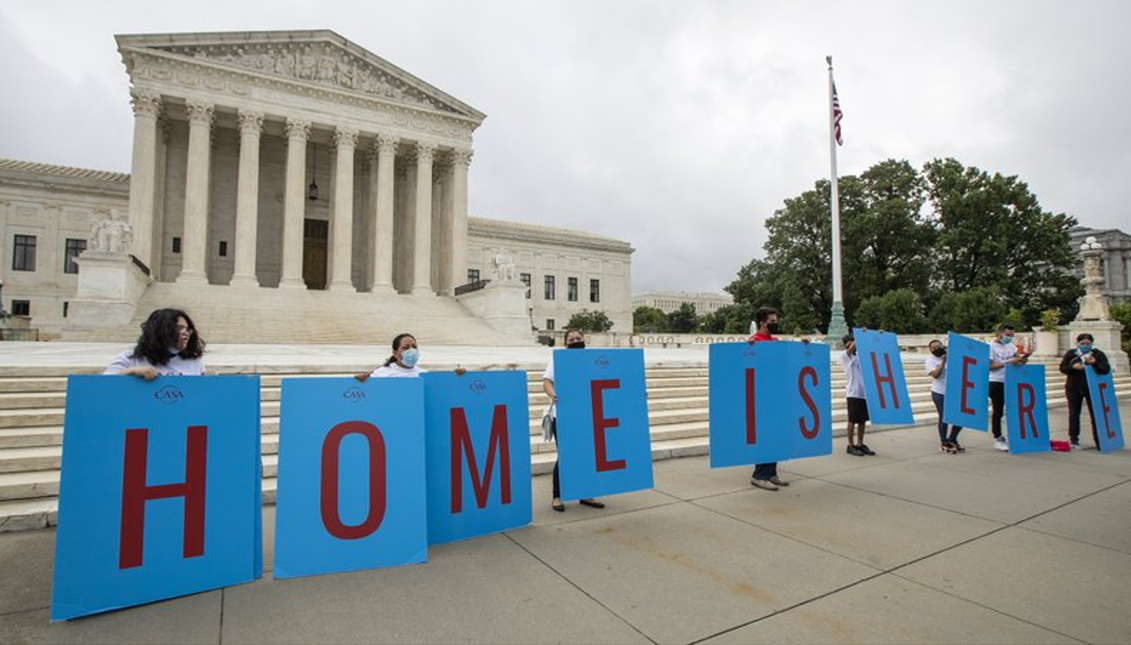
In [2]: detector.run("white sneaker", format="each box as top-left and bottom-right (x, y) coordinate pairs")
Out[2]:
(993, 439), (1009, 452)
(1070, 442), (1081, 451)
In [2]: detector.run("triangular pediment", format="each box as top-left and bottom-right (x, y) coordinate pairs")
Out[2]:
(116, 30), (484, 121)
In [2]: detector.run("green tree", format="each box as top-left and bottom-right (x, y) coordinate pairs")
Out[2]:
(632, 306), (669, 333)
(1111, 302), (1131, 354)
(853, 288), (930, 333)
(923, 158), (1081, 326)
(929, 286), (1007, 333)
(566, 309), (614, 333)
(667, 302), (699, 333)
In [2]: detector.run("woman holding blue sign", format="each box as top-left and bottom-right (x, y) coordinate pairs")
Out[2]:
(544, 329), (606, 512)
(355, 333), (425, 379)
(1059, 333), (1111, 450)
(925, 339), (964, 454)
(104, 308), (205, 379)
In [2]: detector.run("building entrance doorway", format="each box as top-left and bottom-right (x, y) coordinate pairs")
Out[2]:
(303, 218), (328, 290)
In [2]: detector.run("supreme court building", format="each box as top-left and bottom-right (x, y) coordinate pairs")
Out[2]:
(0, 30), (633, 342)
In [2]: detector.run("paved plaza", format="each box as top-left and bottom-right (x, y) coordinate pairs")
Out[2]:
(0, 405), (1127, 644)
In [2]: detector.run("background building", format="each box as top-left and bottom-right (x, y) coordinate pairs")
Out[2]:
(631, 290), (733, 315)
(1070, 226), (1131, 305)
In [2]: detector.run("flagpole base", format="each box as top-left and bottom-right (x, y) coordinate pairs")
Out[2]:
(825, 300), (849, 348)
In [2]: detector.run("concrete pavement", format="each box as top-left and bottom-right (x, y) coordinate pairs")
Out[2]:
(0, 407), (1128, 644)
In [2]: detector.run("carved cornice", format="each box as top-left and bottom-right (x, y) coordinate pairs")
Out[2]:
(129, 88), (162, 118)
(237, 109), (265, 135)
(185, 100), (215, 127)
(285, 117), (311, 142)
(334, 126), (360, 150)
(121, 48), (479, 142)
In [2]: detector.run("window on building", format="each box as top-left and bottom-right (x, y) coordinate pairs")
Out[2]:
(544, 275), (556, 300)
(567, 277), (578, 302)
(546, 319), (555, 330)
(13, 235), (36, 271)
(219, 240), (228, 257)
(467, 269), (480, 283)
(590, 279), (600, 303)
(64, 238), (86, 274)
(63, 302), (69, 318)
(172, 237), (182, 253)
(520, 272), (531, 299)
(11, 300), (30, 316)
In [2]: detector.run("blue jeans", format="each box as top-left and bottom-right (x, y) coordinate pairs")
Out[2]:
(752, 462), (778, 480)
(931, 391), (962, 442)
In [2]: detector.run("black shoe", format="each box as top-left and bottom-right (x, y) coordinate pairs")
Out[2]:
(858, 444), (875, 456)
(846, 445), (863, 456)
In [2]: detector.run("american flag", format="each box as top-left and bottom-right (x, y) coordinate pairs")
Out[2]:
(832, 81), (843, 146)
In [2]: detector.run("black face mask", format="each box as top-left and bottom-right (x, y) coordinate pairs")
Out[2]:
(567, 341), (586, 349)
(931, 347), (946, 357)
(766, 323), (780, 335)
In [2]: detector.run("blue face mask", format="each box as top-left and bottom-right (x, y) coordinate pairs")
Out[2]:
(401, 348), (420, 368)
(1001, 336), (1014, 346)
(1078, 345), (1092, 354)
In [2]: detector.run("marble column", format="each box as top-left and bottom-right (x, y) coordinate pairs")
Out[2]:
(328, 126), (359, 291)
(370, 134), (397, 294)
(410, 142), (436, 296)
(176, 99), (214, 285)
(126, 89), (161, 275)
(279, 117), (311, 289)
(431, 157), (450, 294)
(449, 148), (473, 295)
(230, 109), (264, 287)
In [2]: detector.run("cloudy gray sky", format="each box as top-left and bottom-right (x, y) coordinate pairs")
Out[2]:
(2, 1), (1128, 293)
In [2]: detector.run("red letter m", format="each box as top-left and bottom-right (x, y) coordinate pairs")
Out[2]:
(119, 426), (208, 570)
(450, 405), (512, 513)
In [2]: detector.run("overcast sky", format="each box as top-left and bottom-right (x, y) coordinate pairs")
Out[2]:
(2, 1), (1128, 293)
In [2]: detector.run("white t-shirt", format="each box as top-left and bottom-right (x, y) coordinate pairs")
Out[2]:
(541, 357), (555, 384)
(104, 350), (205, 376)
(989, 340), (1016, 383)
(924, 354), (947, 395)
(370, 364), (426, 378)
(841, 351), (865, 399)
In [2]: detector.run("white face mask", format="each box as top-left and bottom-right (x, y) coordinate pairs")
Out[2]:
(401, 348), (420, 368)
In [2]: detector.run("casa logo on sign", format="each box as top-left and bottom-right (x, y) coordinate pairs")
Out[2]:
(153, 385), (185, 405)
(342, 387), (366, 403)
(595, 356), (611, 369)
(469, 380), (488, 394)
(742, 348), (757, 358)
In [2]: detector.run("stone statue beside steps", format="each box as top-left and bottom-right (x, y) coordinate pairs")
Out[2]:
(491, 247), (518, 283)
(89, 209), (133, 255)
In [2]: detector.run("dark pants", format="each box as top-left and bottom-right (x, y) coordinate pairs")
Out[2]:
(752, 462), (778, 480)
(1066, 387), (1099, 446)
(552, 460), (561, 498)
(989, 382), (1005, 438)
(931, 391), (962, 442)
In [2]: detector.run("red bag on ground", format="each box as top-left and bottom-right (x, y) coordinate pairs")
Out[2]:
(1050, 440), (1071, 452)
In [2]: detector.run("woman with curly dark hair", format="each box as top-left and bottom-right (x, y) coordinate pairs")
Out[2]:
(104, 308), (206, 380)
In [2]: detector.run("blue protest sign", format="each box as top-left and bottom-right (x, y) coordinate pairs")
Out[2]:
(943, 332), (990, 431)
(1086, 367), (1125, 453)
(553, 348), (653, 501)
(853, 329), (914, 425)
(1004, 364), (1050, 454)
(274, 378), (427, 579)
(708, 341), (832, 467)
(423, 371), (532, 545)
(52, 375), (262, 621)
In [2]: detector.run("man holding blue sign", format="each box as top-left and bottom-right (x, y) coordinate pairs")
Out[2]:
(1004, 364), (1051, 454)
(747, 307), (792, 490)
(423, 371), (532, 543)
(853, 328), (915, 426)
(551, 333), (654, 505)
(52, 375), (262, 621)
(989, 324), (1030, 452)
(1059, 333), (1111, 450)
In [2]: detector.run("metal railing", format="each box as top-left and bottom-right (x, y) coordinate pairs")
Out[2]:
(454, 279), (491, 296)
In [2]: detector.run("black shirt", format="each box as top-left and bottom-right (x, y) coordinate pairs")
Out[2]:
(1059, 347), (1110, 392)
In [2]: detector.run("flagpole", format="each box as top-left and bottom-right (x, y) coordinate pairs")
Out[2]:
(825, 55), (848, 344)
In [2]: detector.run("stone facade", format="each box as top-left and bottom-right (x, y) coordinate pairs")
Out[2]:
(466, 218), (633, 333)
(0, 30), (635, 341)
(1070, 226), (1131, 305)
(631, 290), (733, 315)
